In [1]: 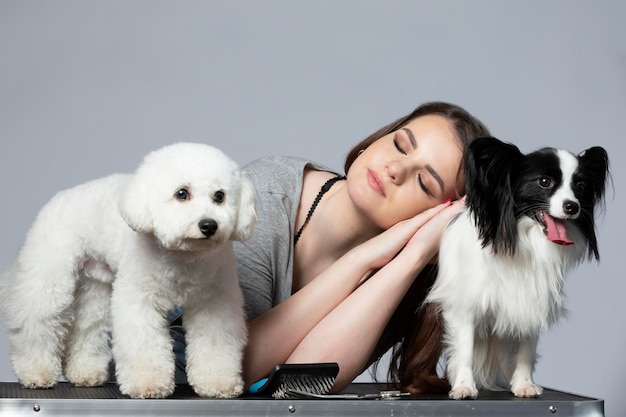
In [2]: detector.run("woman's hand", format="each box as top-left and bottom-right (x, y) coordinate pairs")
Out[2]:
(400, 198), (466, 267)
(355, 199), (462, 271)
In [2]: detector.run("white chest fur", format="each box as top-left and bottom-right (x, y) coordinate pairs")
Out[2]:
(428, 211), (586, 337)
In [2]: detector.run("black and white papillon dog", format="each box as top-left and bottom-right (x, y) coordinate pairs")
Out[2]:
(426, 137), (610, 400)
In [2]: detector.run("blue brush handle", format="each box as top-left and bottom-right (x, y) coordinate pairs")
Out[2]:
(248, 377), (268, 394)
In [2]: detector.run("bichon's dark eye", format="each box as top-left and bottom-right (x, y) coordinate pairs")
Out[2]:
(175, 188), (190, 201)
(538, 177), (553, 188)
(213, 190), (225, 204)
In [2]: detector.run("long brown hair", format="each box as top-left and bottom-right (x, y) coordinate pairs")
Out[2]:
(344, 101), (490, 393)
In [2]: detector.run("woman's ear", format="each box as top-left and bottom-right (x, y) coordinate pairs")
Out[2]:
(118, 172), (154, 233)
(232, 171), (257, 241)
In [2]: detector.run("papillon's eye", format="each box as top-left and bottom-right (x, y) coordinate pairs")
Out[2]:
(575, 182), (586, 194)
(538, 177), (553, 188)
(213, 190), (225, 204)
(175, 188), (190, 201)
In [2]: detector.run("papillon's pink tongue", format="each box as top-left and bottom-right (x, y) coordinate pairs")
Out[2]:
(542, 212), (574, 245)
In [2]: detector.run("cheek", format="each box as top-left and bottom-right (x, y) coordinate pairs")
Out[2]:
(345, 177), (370, 218)
(347, 172), (432, 229)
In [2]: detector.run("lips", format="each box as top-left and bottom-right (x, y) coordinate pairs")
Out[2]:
(367, 169), (386, 197)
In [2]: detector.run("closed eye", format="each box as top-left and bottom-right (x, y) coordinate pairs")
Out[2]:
(394, 128), (416, 155)
(394, 138), (407, 155)
(418, 172), (433, 197)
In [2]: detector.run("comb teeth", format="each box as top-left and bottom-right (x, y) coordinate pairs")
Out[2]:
(273, 374), (336, 399)
(249, 363), (340, 398)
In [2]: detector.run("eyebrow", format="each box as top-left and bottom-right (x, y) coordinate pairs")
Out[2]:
(402, 127), (445, 193)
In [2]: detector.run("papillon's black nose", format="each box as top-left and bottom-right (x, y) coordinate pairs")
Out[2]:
(563, 200), (580, 216)
(199, 219), (218, 237)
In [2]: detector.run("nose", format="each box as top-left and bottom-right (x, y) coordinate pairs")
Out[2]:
(386, 160), (409, 184)
(199, 219), (218, 237)
(563, 200), (580, 216)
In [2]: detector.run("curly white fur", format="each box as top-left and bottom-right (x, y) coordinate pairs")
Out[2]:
(0, 143), (256, 399)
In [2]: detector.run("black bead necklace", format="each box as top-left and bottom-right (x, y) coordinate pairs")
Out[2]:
(294, 174), (346, 246)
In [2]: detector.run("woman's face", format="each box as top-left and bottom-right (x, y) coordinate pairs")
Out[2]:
(347, 114), (463, 229)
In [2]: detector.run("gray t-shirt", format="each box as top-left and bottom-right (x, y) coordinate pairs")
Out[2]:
(234, 156), (338, 320)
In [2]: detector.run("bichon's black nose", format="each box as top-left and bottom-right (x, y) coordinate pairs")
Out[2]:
(199, 219), (218, 237)
(563, 200), (580, 216)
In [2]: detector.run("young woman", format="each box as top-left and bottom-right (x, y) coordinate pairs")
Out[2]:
(235, 101), (491, 392)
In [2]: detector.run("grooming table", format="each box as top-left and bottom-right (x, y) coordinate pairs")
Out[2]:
(0, 381), (603, 417)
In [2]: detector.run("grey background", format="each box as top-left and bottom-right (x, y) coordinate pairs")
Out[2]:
(0, 1), (624, 415)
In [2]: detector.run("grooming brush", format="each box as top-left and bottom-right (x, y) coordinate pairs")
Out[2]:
(248, 363), (339, 399)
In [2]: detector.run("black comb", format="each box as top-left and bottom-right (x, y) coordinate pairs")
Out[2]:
(248, 363), (339, 399)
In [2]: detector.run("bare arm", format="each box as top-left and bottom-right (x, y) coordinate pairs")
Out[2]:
(286, 200), (464, 390)
(243, 201), (463, 388)
(242, 246), (371, 385)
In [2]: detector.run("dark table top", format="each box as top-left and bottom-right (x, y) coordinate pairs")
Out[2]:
(0, 381), (604, 417)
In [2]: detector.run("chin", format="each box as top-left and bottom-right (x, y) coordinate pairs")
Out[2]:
(426, 137), (609, 399)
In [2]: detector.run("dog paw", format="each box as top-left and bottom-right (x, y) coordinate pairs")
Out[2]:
(449, 384), (479, 400)
(64, 346), (111, 387)
(15, 362), (60, 389)
(121, 385), (175, 399)
(512, 382), (543, 398)
(119, 379), (175, 399)
(66, 368), (109, 388)
(20, 376), (58, 390)
(189, 373), (244, 398)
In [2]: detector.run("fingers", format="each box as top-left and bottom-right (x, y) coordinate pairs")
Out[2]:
(436, 198), (466, 221)
(414, 199), (456, 221)
(401, 199), (466, 266)
(392, 199), (455, 234)
(381, 200), (460, 247)
(359, 200), (460, 271)
(415, 200), (465, 240)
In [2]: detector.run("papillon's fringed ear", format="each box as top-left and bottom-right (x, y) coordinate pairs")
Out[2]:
(579, 146), (610, 204)
(232, 171), (257, 242)
(577, 146), (610, 261)
(464, 137), (523, 255)
(118, 174), (154, 234)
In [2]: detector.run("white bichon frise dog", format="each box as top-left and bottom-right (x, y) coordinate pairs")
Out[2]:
(0, 143), (256, 399)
